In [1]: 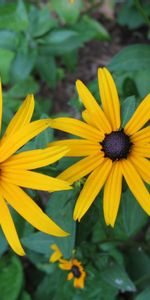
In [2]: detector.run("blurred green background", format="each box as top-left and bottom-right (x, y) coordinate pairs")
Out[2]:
(0, 0), (150, 299)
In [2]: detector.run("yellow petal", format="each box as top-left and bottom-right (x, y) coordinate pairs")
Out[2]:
(0, 193), (25, 256)
(48, 140), (100, 157)
(59, 259), (72, 270)
(74, 278), (85, 289)
(4, 94), (34, 137)
(58, 154), (105, 184)
(0, 119), (50, 162)
(1, 146), (69, 169)
(131, 126), (150, 144)
(129, 154), (150, 184)
(103, 162), (122, 227)
(0, 81), (2, 133)
(121, 159), (150, 215)
(73, 159), (112, 221)
(125, 93), (150, 135)
(49, 244), (62, 263)
(67, 272), (74, 280)
(0, 182), (68, 237)
(82, 110), (96, 128)
(98, 68), (120, 130)
(132, 143), (150, 158)
(49, 117), (103, 142)
(76, 80), (111, 133)
(2, 169), (71, 192)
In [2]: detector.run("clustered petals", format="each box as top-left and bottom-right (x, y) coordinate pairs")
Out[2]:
(1, 66), (150, 256)
(59, 258), (86, 289)
(49, 244), (86, 289)
(0, 85), (71, 255)
(49, 67), (150, 227)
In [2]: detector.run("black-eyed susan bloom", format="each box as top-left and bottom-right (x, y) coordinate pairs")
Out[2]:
(49, 67), (150, 226)
(59, 258), (86, 288)
(0, 83), (71, 256)
(49, 244), (86, 288)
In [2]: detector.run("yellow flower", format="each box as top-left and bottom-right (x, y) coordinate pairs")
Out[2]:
(49, 244), (86, 288)
(49, 67), (150, 226)
(59, 258), (86, 288)
(0, 83), (71, 256)
(49, 244), (63, 262)
(69, 0), (75, 3)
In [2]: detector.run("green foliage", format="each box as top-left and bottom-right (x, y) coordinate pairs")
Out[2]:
(101, 263), (136, 292)
(0, 0), (109, 88)
(50, 0), (83, 25)
(135, 287), (150, 300)
(46, 189), (77, 258)
(117, 0), (150, 31)
(108, 44), (150, 72)
(0, 255), (23, 300)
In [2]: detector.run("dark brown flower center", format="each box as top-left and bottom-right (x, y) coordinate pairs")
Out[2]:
(71, 265), (81, 278)
(100, 129), (132, 161)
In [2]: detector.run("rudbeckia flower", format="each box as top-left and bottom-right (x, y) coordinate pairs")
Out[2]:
(49, 244), (63, 262)
(49, 67), (150, 226)
(59, 258), (86, 288)
(0, 83), (71, 256)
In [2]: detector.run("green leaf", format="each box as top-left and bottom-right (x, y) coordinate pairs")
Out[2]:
(121, 189), (148, 237)
(36, 54), (57, 88)
(135, 69), (150, 98)
(62, 49), (78, 71)
(135, 286), (150, 300)
(35, 99), (53, 117)
(73, 15), (110, 41)
(121, 95), (136, 127)
(34, 126), (54, 149)
(6, 76), (39, 98)
(101, 263), (136, 292)
(42, 29), (79, 44)
(0, 30), (20, 50)
(108, 44), (150, 72)
(34, 270), (63, 300)
(122, 77), (138, 98)
(117, 2), (146, 29)
(22, 232), (54, 255)
(29, 5), (58, 38)
(0, 0), (29, 32)
(38, 29), (83, 55)
(0, 255), (23, 300)
(0, 229), (8, 256)
(0, 48), (15, 83)
(10, 46), (37, 81)
(46, 189), (77, 258)
(19, 291), (32, 300)
(51, 0), (83, 25)
(127, 248), (150, 288)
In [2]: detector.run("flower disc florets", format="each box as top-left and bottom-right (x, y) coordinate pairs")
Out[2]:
(101, 129), (132, 161)
(71, 265), (81, 278)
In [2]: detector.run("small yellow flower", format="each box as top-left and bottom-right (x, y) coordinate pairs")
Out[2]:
(0, 83), (71, 256)
(49, 244), (63, 262)
(69, 0), (75, 4)
(49, 67), (150, 226)
(59, 258), (86, 288)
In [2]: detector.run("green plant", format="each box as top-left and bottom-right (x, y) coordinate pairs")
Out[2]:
(0, 0), (110, 88)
